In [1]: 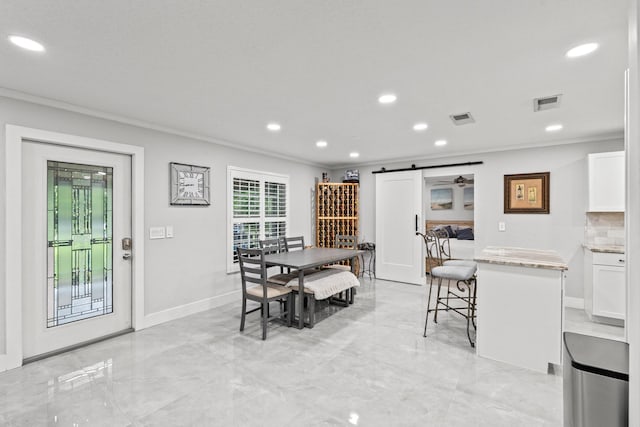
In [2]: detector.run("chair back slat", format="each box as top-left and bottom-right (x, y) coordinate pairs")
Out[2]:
(284, 236), (305, 252)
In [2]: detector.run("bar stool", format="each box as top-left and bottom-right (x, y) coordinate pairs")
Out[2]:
(417, 231), (477, 347)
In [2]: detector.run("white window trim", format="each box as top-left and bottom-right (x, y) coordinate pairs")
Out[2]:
(227, 166), (289, 273)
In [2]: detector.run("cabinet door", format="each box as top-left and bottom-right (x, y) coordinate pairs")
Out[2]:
(592, 265), (626, 319)
(588, 151), (625, 211)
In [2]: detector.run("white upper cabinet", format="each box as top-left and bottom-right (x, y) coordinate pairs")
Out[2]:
(588, 151), (625, 212)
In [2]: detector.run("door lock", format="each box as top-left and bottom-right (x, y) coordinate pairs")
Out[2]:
(122, 237), (132, 250)
(122, 253), (132, 260)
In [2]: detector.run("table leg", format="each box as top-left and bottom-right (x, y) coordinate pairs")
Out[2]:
(370, 249), (376, 278)
(350, 256), (357, 304)
(297, 269), (305, 329)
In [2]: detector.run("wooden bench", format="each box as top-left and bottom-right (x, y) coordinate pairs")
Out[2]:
(286, 269), (360, 327)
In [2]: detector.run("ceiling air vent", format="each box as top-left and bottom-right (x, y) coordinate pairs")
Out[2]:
(533, 94), (562, 112)
(449, 112), (475, 125)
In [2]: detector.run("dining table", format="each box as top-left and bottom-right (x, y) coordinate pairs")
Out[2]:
(263, 247), (363, 329)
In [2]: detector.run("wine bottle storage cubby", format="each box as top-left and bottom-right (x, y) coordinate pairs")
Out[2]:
(315, 183), (359, 249)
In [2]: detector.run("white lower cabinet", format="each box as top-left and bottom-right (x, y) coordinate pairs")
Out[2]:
(584, 250), (625, 323)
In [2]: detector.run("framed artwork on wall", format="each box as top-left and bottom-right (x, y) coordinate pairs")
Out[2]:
(463, 187), (474, 210)
(170, 162), (211, 205)
(431, 188), (453, 210)
(504, 172), (549, 214)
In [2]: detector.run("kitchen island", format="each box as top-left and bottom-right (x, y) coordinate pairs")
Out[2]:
(475, 247), (568, 373)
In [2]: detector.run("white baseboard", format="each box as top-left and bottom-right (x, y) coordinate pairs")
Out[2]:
(140, 290), (240, 330)
(564, 296), (585, 310)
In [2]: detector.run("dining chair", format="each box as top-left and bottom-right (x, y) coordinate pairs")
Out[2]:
(284, 235), (305, 252)
(258, 238), (297, 285)
(418, 230), (477, 347)
(331, 235), (359, 272)
(335, 234), (358, 250)
(281, 235), (320, 324)
(237, 247), (293, 340)
(327, 234), (359, 303)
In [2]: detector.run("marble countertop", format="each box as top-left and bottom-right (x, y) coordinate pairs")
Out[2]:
(475, 246), (568, 271)
(583, 244), (625, 254)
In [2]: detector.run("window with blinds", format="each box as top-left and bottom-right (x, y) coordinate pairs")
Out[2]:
(264, 181), (286, 217)
(233, 178), (260, 218)
(227, 167), (289, 272)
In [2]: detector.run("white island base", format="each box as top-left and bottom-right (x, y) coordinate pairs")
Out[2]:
(475, 247), (567, 374)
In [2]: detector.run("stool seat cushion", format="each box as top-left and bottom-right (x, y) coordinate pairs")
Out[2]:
(431, 264), (476, 281)
(443, 260), (478, 269)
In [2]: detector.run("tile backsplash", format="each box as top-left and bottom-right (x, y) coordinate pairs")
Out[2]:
(585, 212), (625, 246)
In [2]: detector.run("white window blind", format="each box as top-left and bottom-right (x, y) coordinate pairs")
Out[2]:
(227, 167), (289, 272)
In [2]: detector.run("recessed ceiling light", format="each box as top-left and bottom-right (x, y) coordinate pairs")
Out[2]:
(378, 94), (397, 104)
(349, 152), (360, 158)
(545, 124), (563, 132)
(316, 140), (328, 148)
(8, 35), (45, 52)
(266, 122), (281, 132)
(434, 140), (447, 147)
(566, 43), (598, 58)
(413, 123), (428, 131)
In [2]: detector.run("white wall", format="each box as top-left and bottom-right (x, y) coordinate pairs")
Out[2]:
(340, 138), (623, 299)
(0, 96), (323, 356)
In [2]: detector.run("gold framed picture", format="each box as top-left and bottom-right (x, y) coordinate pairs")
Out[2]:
(504, 172), (549, 214)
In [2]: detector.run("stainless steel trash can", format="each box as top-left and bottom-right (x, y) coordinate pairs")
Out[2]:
(563, 332), (629, 427)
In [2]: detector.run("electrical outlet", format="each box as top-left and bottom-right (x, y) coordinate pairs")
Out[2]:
(498, 222), (506, 232)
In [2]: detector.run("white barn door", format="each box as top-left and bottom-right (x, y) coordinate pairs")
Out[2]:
(375, 171), (423, 285)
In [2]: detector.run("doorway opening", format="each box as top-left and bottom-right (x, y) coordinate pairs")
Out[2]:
(423, 173), (476, 270)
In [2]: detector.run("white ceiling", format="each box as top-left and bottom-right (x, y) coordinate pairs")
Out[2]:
(0, 1), (629, 167)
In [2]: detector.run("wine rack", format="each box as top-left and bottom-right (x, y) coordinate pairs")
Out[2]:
(315, 182), (359, 248)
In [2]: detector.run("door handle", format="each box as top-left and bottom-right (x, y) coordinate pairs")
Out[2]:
(415, 214), (419, 233)
(123, 253), (132, 260)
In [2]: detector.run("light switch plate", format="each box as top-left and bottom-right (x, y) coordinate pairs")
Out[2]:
(166, 225), (174, 238)
(149, 226), (166, 239)
(498, 221), (506, 232)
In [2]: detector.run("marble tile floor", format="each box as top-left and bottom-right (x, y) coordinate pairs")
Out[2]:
(0, 278), (564, 426)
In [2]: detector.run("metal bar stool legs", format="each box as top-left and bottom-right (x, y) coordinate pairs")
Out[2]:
(424, 276), (477, 347)
(423, 275), (444, 337)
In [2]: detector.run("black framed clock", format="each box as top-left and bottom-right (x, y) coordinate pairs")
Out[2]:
(170, 162), (211, 205)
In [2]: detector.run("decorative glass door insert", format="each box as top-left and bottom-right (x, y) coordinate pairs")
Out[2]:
(47, 161), (113, 327)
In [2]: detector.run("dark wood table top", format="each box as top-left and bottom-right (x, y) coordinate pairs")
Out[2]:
(264, 247), (362, 269)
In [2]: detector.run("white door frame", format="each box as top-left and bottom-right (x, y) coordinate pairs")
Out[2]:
(2, 124), (145, 372)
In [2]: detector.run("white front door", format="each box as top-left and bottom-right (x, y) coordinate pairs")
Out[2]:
(375, 171), (424, 285)
(22, 140), (132, 359)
